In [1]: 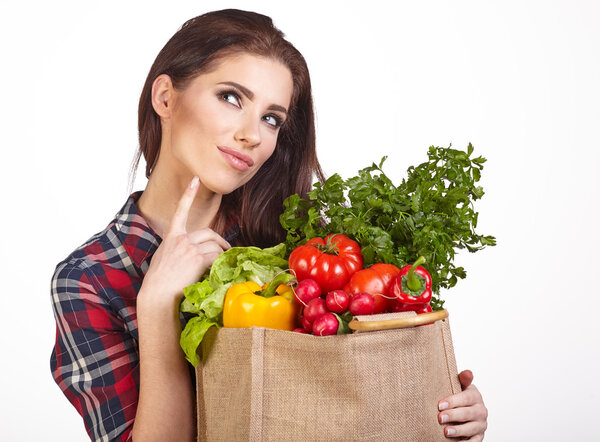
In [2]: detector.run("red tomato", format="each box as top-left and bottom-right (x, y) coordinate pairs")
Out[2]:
(289, 234), (363, 293)
(343, 263), (401, 314)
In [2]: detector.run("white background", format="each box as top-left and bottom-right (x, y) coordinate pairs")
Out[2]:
(1, 0), (598, 440)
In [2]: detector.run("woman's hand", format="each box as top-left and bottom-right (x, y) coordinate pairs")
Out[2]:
(438, 370), (488, 440)
(133, 176), (230, 441)
(140, 175), (231, 307)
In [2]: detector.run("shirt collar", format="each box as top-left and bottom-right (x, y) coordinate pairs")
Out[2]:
(113, 191), (162, 272)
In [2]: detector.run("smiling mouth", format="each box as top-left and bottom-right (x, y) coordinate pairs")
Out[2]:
(217, 146), (255, 171)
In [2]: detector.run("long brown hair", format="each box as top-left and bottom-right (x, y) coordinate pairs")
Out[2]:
(130, 9), (324, 247)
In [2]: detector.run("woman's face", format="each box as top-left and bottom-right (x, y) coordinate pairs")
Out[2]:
(165, 53), (294, 195)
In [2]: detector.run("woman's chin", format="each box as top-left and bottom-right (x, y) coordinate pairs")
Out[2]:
(196, 165), (256, 195)
(204, 178), (247, 196)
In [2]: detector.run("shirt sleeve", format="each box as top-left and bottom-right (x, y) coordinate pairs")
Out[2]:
(50, 259), (139, 442)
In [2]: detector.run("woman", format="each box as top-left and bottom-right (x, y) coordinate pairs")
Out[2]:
(50, 9), (487, 441)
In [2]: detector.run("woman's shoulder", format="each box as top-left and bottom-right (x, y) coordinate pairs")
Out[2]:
(51, 191), (159, 292)
(52, 204), (122, 275)
(51, 217), (124, 301)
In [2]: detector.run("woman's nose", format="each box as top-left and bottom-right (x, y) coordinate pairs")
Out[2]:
(234, 114), (261, 147)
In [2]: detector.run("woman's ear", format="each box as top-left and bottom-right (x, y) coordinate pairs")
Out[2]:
(151, 74), (175, 119)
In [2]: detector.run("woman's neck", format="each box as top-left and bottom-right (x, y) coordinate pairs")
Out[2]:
(136, 160), (222, 239)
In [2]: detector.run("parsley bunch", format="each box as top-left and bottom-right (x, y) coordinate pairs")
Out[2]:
(280, 144), (496, 310)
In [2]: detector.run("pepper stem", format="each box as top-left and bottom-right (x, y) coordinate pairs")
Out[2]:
(261, 272), (297, 298)
(406, 256), (426, 291)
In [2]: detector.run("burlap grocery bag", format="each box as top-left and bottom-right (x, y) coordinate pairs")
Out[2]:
(196, 310), (461, 441)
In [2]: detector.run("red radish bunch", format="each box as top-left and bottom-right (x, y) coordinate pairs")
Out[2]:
(292, 278), (376, 336)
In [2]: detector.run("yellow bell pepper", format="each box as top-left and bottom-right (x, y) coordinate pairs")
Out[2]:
(223, 275), (298, 330)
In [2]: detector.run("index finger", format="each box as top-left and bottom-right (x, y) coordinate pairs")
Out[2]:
(167, 176), (199, 235)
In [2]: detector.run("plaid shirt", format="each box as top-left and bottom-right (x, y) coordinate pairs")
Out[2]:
(50, 191), (239, 441)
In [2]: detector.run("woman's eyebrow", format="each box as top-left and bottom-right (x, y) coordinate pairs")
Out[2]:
(218, 81), (288, 114)
(218, 81), (254, 99)
(268, 104), (288, 115)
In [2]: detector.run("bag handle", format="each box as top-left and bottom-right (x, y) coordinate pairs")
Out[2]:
(348, 309), (449, 331)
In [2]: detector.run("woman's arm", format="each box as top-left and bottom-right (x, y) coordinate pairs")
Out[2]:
(50, 261), (141, 441)
(132, 290), (196, 441)
(438, 370), (488, 440)
(131, 176), (230, 441)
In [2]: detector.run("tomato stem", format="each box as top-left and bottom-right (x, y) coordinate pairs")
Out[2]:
(311, 237), (341, 255)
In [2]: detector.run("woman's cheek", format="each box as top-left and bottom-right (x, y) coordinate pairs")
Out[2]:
(260, 132), (279, 163)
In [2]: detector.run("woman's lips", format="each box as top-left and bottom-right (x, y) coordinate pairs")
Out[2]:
(217, 146), (255, 171)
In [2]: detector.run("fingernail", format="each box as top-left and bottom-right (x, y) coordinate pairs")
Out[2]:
(440, 414), (448, 424)
(190, 176), (199, 189)
(446, 427), (456, 436)
(438, 401), (449, 411)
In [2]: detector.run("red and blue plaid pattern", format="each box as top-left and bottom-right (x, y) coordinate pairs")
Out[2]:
(50, 191), (240, 441)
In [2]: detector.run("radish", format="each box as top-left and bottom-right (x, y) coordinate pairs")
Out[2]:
(349, 292), (375, 315)
(325, 290), (350, 313)
(303, 297), (328, 324)
(312, 312), (339, 336)
(294, 279), (322, 306)
(302, 315), (313, 332)
(293, 327), (308, 334)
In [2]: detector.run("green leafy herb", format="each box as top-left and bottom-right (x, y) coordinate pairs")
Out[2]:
(280, 144), (496, 309)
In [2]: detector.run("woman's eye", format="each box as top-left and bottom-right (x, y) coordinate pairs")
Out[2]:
(220, 91), (240, 107)
(263, 114), (283, 128)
